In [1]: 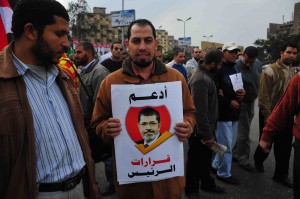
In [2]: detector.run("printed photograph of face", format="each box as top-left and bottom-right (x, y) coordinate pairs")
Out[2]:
(125, 106), (172, 154)
(137, 107), (161, 146)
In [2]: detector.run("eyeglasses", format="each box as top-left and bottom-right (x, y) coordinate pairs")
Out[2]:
(114, 47), (123, 51)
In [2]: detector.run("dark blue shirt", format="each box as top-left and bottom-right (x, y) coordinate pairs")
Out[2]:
(172, 64), (188, 82)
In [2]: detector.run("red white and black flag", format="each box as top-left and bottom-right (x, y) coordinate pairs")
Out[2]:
(0, 0), (12, 51)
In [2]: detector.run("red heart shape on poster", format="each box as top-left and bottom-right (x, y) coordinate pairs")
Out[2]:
(125, 105), (171, 145)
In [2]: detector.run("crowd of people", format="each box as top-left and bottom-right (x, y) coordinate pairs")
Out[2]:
(0, 0), (299, 199)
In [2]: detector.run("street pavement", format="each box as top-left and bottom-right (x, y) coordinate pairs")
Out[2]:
(95, 100), (294, 199)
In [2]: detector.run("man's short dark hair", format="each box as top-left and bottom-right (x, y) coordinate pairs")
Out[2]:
(76, 41), (95, 58)
(204, 49), (224, 65)
(111, 41), (122, 50)
(243, 46), (258, 58)
(193, 48), (201, 53)
(173, 48), (185, 56)
(281, 42), (298, 52)
(138, 107), (160, 123)
(12, 0), (69, 40)
(127, 19), (156, 40)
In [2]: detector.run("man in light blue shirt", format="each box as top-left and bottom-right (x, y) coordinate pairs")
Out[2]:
(0, 1), (99, 198)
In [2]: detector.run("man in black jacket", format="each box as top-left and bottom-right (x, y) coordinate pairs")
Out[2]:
(212, 42), (245, 185)
(185, 49), (225, 198)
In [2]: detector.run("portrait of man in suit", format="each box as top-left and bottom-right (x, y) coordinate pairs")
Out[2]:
(136, 107), (161, 148)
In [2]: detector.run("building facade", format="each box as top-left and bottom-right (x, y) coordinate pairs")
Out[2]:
(75, 7), (123, 44)
(267, 2), (300, 39)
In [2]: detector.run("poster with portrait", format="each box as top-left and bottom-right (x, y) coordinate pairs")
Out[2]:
(112, 81), (184, 185)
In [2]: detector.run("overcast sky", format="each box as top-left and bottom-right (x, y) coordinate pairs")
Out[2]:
(59, 0), (299, 48)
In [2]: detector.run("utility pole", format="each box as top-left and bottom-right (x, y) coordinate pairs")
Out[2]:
(121, 0), (125, 50)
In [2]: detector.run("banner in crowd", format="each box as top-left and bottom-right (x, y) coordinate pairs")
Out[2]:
(72, 39), (112, 58)
(112, 81), (184, 185)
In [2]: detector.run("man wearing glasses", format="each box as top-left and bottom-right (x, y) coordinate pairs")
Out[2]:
(101, 41), (124, 73)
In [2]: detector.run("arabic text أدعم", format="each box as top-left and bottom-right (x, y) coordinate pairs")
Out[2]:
(129, 86), (167, 104)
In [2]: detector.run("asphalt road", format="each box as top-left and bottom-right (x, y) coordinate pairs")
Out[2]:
(95, 100), (294, 199)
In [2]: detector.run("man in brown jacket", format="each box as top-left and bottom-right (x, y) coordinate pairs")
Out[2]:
(0, 0), (99, 198)
(92, 19), (196, 199)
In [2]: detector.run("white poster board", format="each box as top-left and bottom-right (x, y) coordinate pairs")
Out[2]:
(112, 81), (184, 185)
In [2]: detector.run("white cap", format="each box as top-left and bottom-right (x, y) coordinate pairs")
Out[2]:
(222, 42), (240, 51)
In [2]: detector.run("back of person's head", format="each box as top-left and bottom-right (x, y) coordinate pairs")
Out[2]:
(127, 19), (156, 40)
(204, 49), (223, 65)
(12, 0), (69, 40)
(173, 48), (184, 56)
(77, 41), (95, 58)
(281, 42), (298, 52)
(138, 107), (160, 123)
(243, 46), (258, 59)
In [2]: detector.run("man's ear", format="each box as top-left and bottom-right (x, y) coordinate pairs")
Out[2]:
(125, 39), (129, 51)
(211, 62), (216, 68)
(23, 23), (38, 41)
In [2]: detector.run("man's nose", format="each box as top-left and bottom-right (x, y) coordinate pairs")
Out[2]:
(62, 37), (70, 49)
(138, 41), (147, 50)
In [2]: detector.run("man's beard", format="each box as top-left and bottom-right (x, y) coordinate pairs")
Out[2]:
(132, 58), (153, 68)
(32, 34), (61, 66)
(76, 54), (89, 66)
(282, 58), (294, 66)
(211, 66), (218, 74)
(143, 130), (157, 143)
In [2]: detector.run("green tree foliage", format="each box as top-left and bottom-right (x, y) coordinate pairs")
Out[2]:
(67, 0), (90, 39)
(254, 33), (300, 65)
(163, 50), (174, 63)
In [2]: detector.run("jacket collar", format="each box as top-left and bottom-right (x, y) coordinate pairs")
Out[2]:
(199, 64), (215, 78)
(276, 59), (291, 69)
(0, 42), (69, 80)
(0, 43), (21, 78)
(81, 59), (98, 74)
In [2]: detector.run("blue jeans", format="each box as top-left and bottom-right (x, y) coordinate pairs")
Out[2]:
(103, 157), (114, 186)
(212, 121), (238, 178)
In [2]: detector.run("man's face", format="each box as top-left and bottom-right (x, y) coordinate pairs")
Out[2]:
(111, 43), (123, 59)
(193, 48), (203, 60)
(280, 47), (297, 66)
(243, 54), (256, 68)
(32, 16), (70, 65)
(138, 115), (161, 143)
(211, 61), (222, 73)
(126, 24), (158, 68)
(174, 52), (185, 65)
(223, 49), (239, 63)
(74, 45), (89, 66)
(155, 50), (162, 61)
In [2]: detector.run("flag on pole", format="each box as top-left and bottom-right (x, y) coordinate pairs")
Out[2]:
(0, 0), (13, 51)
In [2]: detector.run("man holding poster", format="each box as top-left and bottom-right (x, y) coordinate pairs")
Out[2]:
(92, 19), (195, 199)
